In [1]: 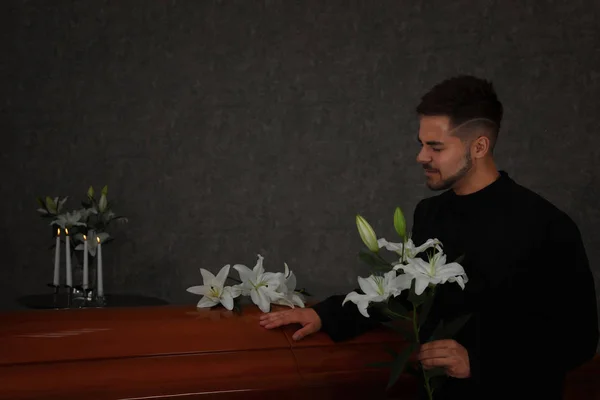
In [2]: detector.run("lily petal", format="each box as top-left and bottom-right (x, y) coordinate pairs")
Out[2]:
(291, 293), (305, 307)
(233, 264), (254, 284)
(392, 273), (414, 293)
(187, 285), (210, 296)
(358, 276), (379, 296)
(200, 268), (216, 285)
(251, 287), (271, 313)
(197, 296), (219, 308)
(377, 238), (403, 253)
(414, 276), (430, 296)
(215, 264), (230, 286)
(220, 290), (234, 310)
(253, 254), (265, 275)
(97, 232), (110, 242)
(342, 292), (373, 318)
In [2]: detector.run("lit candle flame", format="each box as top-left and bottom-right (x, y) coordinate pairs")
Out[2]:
(57, 228), (61, 236)
(96, 236), (100, 244)
(83, 234), (87, 241)
(65, 228), (69, 235)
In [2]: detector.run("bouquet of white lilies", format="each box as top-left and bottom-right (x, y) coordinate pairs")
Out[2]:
(187, 254), (307, 313)
(343, 207), (471, 399)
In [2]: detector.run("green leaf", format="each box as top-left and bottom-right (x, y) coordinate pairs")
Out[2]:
(232, 297), (243, 315)
(428, 319), (446, 342)
(429, 378), (446, 395)
(417, 289), (436, 328)
(388, 297), (410, 316)
(45, 196), (57, 213)
(384, 345), (398, 359)
(387, 343), (417, 389)
(408, 284), (429, 308)
(383, 321), (415, 342)
(441, 313), (472, 339)
(428, 313), (472, 341)
(358, 249), (393, 271)
(101, 237), (115, 245)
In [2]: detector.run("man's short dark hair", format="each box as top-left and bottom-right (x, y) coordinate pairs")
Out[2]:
(416, 75), (504, 150)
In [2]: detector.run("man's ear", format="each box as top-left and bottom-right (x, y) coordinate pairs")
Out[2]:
(472, 136), (490, 159)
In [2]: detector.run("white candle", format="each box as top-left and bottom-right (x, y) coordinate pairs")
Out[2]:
(65, 228), (72, 287)
(97, 236), (103, 297)
(83, 235), (89, 290)
(53, 228), (61, 286)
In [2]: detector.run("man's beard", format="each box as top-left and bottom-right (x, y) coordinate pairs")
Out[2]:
(425, 152), (473, 191)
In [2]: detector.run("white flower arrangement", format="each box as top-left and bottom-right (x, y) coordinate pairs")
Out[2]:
(37, 185), (128, 291)
(37, 185), (128, 251)
(345, 207), (471, 399)
(187, 254), (307, 313)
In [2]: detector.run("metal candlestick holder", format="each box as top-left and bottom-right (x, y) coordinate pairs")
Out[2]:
(46, 283), (106, 309)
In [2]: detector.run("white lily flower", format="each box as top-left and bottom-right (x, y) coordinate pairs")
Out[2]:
(82, 207), (98, 217)
(186, 264), (241, 310)
(74, 230), (110, 257)
(378, 237), (442, 264)
(51, 210), (87, 229)
(233, 254), (286, 313)
(271, 263), (305, 308)
(342, 270), (412, 318)
(397, 252), (468, 296)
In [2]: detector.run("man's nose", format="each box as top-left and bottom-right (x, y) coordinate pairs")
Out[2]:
(416, 148), (429, 164)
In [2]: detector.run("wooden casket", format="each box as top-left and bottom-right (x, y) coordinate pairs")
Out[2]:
(0, 304), (417, 399)
(0, 304), (598, 399)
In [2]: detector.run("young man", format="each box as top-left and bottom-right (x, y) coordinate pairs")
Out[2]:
(259, 76), (599, 399)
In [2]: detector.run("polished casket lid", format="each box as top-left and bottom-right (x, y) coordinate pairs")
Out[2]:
(0, 304), (413, 400)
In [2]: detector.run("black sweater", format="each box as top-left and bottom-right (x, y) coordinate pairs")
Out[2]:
(313, 171), (598, 399)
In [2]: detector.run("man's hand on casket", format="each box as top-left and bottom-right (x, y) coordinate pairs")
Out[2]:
(259, 308), (322, 340)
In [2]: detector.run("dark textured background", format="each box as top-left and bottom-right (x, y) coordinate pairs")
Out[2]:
(2, 1), (599, 345)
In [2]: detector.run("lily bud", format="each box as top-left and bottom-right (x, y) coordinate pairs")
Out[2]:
(87, 186), (95, 199)
(45, 196), (57, 214)
(99, 193), (107, 212)
(356, 215), (379, 253)
(393, 207), (406, 240)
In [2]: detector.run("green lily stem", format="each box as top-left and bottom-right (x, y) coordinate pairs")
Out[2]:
(383, 307), (411, 321)
(413, 303), (433, 400)
(401, 237), (406, 264)
(374, 252), (392, 267)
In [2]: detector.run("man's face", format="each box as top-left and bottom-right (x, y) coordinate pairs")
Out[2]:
(416, 115), (473, 191)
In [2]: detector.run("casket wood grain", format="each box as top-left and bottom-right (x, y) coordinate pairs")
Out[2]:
(0, 305), (596, 399)
(0, 305), (413, 400)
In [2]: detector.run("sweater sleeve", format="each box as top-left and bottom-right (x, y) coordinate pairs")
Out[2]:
(312, 200), (429, 342)
(466, 212), (599, 396)
(311, 294), (384, 342)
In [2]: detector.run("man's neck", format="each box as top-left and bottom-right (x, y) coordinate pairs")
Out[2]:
(452, 163), (500, 196)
